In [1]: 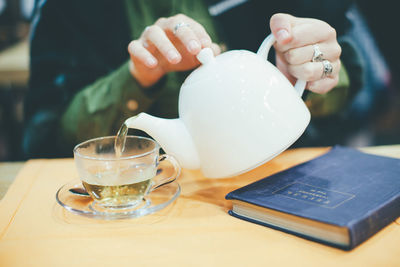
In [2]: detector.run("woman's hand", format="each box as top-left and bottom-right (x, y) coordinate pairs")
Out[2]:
(270, 13), (342, 94)
(128, 14), (221, 87)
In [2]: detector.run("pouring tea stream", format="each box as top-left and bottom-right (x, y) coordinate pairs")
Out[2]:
(125, 34), (310, 178)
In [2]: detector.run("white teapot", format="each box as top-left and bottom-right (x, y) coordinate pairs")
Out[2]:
(126, 34), (310, 178)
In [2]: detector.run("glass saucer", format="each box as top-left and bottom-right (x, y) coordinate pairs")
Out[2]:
(56, 179), (180, 220)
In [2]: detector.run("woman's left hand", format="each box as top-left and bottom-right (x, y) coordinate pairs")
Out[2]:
(270, 13), (342, 94)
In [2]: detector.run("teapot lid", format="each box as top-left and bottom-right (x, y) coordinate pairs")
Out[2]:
(196, 48), (215, 65)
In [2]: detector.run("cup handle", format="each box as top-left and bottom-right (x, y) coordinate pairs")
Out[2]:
(256, 34), (306, 97)
(150, 154), (181, 191)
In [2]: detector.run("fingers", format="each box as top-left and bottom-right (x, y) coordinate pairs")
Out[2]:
(271, 14), (336, 53)
(131, 14), (214, 68)
(269, 13), (293, 44)
(128, 14), (217, 86)
(210, 43), (221, 56)
(277, 21), (336, 53)
(271, 13), (341, 94)
(156, 14), (212, 54)
(283, 42), (341, 65)
(288, 59), (340, 82)
(308, 76), (339, 94)
(128, 40), (158, 68)
(142, 25), (182, 64)
(170, 25), (202, 54)
(189, 23), (213, 48)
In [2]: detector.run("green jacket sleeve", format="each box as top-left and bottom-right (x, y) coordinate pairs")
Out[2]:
(60, 61), (159, 146)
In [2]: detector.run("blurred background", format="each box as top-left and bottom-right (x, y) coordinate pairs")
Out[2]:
(0, 0), (31, 161)
(0, 0), (399, 162)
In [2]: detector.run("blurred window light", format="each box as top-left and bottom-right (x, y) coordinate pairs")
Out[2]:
(0, 0), (6, 15)
(20, 0), (35, 20)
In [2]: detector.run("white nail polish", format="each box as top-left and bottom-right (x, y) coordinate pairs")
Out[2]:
(188, 40), (201, 53)
(277, 29), (290, 42)
(200, 38), (211, 47)
(146, 57), (157, 67)
(167, 50), (180, 62)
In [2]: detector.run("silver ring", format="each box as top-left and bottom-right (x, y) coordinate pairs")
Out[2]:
(322, 60), (333, 78)
(312, 44), (324, 62)
(173, 22), (190, 35)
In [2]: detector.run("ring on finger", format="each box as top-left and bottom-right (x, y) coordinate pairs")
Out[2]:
(312, 44), (324, 62)
(173, 22), (190, 35)
(321, 60), (333, 78)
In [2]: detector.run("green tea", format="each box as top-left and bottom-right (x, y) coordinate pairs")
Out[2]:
(82, 118), (157, 207)
(83, 179), (152, 207)
(81, 163), (156, 207)
(114, 121), (129, 159)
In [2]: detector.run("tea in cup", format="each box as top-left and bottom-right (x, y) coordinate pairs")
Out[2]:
(73, 136), (180, 210)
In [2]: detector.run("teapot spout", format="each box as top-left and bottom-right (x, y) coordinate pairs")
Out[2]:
(125, 113), (200, 170)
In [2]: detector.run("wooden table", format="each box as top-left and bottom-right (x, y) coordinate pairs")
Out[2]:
(0, 145), (399, 266)
(0, 161), (24, 200)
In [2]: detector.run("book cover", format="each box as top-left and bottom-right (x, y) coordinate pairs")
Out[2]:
(225, 146), (400, 250)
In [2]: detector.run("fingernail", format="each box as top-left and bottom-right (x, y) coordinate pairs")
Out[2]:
(146, 57), (157, 67)
(200, 38), (211, 47)
(187, 40), (201, 53)
(276, 29), (290, 43)
(167, 50), (180, 63)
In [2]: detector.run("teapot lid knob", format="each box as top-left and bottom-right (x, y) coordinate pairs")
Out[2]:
(196, 48), (215, 65)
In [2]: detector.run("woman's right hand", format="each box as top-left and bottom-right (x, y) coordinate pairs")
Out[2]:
(128, 14), (221, 87)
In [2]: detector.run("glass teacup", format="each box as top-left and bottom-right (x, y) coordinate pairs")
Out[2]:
(73, 136), (180, 210)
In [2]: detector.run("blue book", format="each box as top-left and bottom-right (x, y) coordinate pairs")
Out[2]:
(225, 146), (400, 250)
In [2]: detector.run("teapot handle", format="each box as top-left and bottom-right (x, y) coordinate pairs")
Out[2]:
(257, 34), (306, 97)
